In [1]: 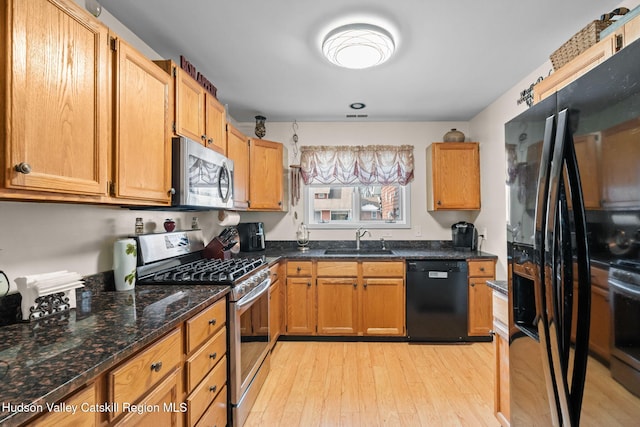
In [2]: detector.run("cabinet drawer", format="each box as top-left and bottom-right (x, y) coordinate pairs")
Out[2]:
(591, 266), (608, 290)
(186, 298), (226, 353)
(194, 385), (227, 427)
(317, 261), (357, 277)
(186, 326), (227, 392)
(492, 291), (508, 326)
(31, 385), (96, 426)
(513, 262), (535, 279)
(270, 263), (281, 283)
(362, 261), (404, 277)
(109, 328), (182, 419)
(187, 355), (227, 426)
(468, 260), (495, 277)
(287, 261), (313, 277)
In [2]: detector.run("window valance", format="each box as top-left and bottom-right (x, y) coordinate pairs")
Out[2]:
(299, 145), (414, 185)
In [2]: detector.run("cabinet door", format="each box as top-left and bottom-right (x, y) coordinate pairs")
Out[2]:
(31, 384), (97, 427)
(113, 37), (172, 204)
(590, 284), (611, 362)
(226, 124), (249, 209)
(204, 94), (226, 154)
(601, 118), (640, 208)
(269, 277), (281, 344)
(286, 277), (315, 335)
(574, 134), (601, 209)
(317, 277), (358, 335)
(174, 67), (205, 143)
(249, 139), (284, 210)
(493, 321), (510, 426)
(468, 279), (493, 336)
(427, 143), (480, 210)
(115, 368), (183, 427)
(5, 0), (109, 196)
(625, 14), (640, 46)
(361, 278), (405, 336)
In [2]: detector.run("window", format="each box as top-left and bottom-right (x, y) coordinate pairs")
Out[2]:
(305, 183), (410, 229)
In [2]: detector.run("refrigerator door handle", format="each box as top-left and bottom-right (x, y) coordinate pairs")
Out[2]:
(544, 109), (592, 426)
(533, 114), (563, 426)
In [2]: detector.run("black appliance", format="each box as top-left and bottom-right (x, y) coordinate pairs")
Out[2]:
(406, 260), (469, 341)
(506, 38), (640, 425)
(451, 221), (478, 250)
(237, 222), (266, 252)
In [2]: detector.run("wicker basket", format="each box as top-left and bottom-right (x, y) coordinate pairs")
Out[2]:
(550, 20), (613, 70)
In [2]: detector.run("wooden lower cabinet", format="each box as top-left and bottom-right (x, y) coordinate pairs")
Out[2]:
(30, 384), (97, 427)
(289, 260), (405, 337)
(493, 291), (510, 427)
(468, 260), (496, 337)
(286, 276), (316, 335)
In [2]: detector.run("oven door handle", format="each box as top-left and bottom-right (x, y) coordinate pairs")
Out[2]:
(609, 277), (640, 297)
(237, 278), (271, 309)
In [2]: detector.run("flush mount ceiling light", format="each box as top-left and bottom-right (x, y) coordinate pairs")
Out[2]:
(322, 23), (395, 69)
(350, 102), (366, 109)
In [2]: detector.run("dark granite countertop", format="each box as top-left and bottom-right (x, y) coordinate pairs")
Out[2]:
(248, 240), (498, 261)
(0, 282), (229, 426)
(487, 280), (508, 295)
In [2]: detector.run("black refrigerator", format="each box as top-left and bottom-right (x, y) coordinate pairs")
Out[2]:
(506, 38), (640, 425)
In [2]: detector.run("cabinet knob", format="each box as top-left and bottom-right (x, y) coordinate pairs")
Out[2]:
(207, 138), (213, 145)
(209, 385), (217, 393)
(201, 134), (207, 141)
(150, 362), (163, 372)
(480, 267), (485, 272)
(14, 162), (32, 174)
(353, 283), (357, 288)
(168, 187), (176, 195)
(437, 200), (442, 206)
(296, 266), (301, 273)
(209, 352), (218, 360)
(489, 330), (496, 336)
(209, 319), (217, 326)
(363, 282), (368, 288)
(470, 283), (475, 287)
(307, 281), (311, 287)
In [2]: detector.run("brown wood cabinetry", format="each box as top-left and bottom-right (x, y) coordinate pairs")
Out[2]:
(492, 290), (510, 427)
(1, 0), (109, 200)
(426, 143), (481, 210)
(154, 60), (227, 154)
(574, 134), (602, 209)
(226, 124), (250, 209)
(111, 36), (173, 204)
(534, 13), (640, 104)
(601, 118), (640, 208)
(269, 263), (284, 347)
(289, 260), (405, 337)
(30, 384), (98, 427)
(286, 260), (316, 335)
(468, 260), (496, 337)
(248, 139), (285, 210)
(589, 266), (611, 362)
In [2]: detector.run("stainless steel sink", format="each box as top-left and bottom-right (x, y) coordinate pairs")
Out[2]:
(323, 248), (394, 255)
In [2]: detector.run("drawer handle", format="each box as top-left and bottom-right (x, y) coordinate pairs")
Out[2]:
(150, 362), (163, 372)
(209, 352), (218, 360)
(479, 267), (485, 272)
(209, 385), (217, 393)
(353, 283), (357, 288)
(209, 319), (217, 326)
(470, 283), (475, 287)
(297, 266), (302, 273)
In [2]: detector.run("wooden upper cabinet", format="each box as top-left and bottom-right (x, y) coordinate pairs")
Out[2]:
(426, 142), (481, 210)
(2, 0), (109, 198)
(111, 36), (172, 204)
(249, 138), (284, 210)
(600, 118), (640, 208)
(226, 124), (250, 209)
(574, 133), (602, 209)
(154, 60), (227, 154)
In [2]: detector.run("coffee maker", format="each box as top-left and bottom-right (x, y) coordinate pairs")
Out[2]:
(237, 222), (266, 252)
(451, 221), (478, 251)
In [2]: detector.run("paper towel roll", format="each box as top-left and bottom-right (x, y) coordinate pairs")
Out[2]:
(113, 238), (137, 291)
(218, 210), (240, 226)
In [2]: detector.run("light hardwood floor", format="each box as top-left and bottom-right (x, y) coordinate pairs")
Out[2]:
(245, 341), (500, 427)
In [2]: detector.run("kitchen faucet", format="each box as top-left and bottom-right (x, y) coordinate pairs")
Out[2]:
(355, 227), (371, 250)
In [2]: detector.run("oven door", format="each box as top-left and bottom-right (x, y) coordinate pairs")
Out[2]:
(229, 277), (271, 406)
(609, 276), (640, 376)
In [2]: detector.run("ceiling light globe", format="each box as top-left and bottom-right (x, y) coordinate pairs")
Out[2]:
(322, 23), (395, 69)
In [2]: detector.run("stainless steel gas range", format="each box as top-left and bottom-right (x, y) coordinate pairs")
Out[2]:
(135, 230), (272, 427)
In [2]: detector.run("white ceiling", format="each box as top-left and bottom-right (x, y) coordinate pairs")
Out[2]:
(102, 0), (621, 122)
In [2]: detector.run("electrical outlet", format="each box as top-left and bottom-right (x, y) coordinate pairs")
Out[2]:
(482, 227), (488, 240)
(415, 225), (422, 237)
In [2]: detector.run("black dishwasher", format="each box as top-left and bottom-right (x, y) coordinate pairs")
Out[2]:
(406, 260), (469, 341)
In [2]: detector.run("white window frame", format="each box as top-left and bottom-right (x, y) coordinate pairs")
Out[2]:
(304, 183), (411, 229)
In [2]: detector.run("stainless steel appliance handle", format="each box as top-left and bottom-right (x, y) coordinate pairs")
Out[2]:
(609, 277), (640, 297)
(237, 277), (271, 309)
(218, 162), (232, 203)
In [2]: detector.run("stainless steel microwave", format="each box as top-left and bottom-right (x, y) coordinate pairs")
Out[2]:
(172, 136), (234, 209)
